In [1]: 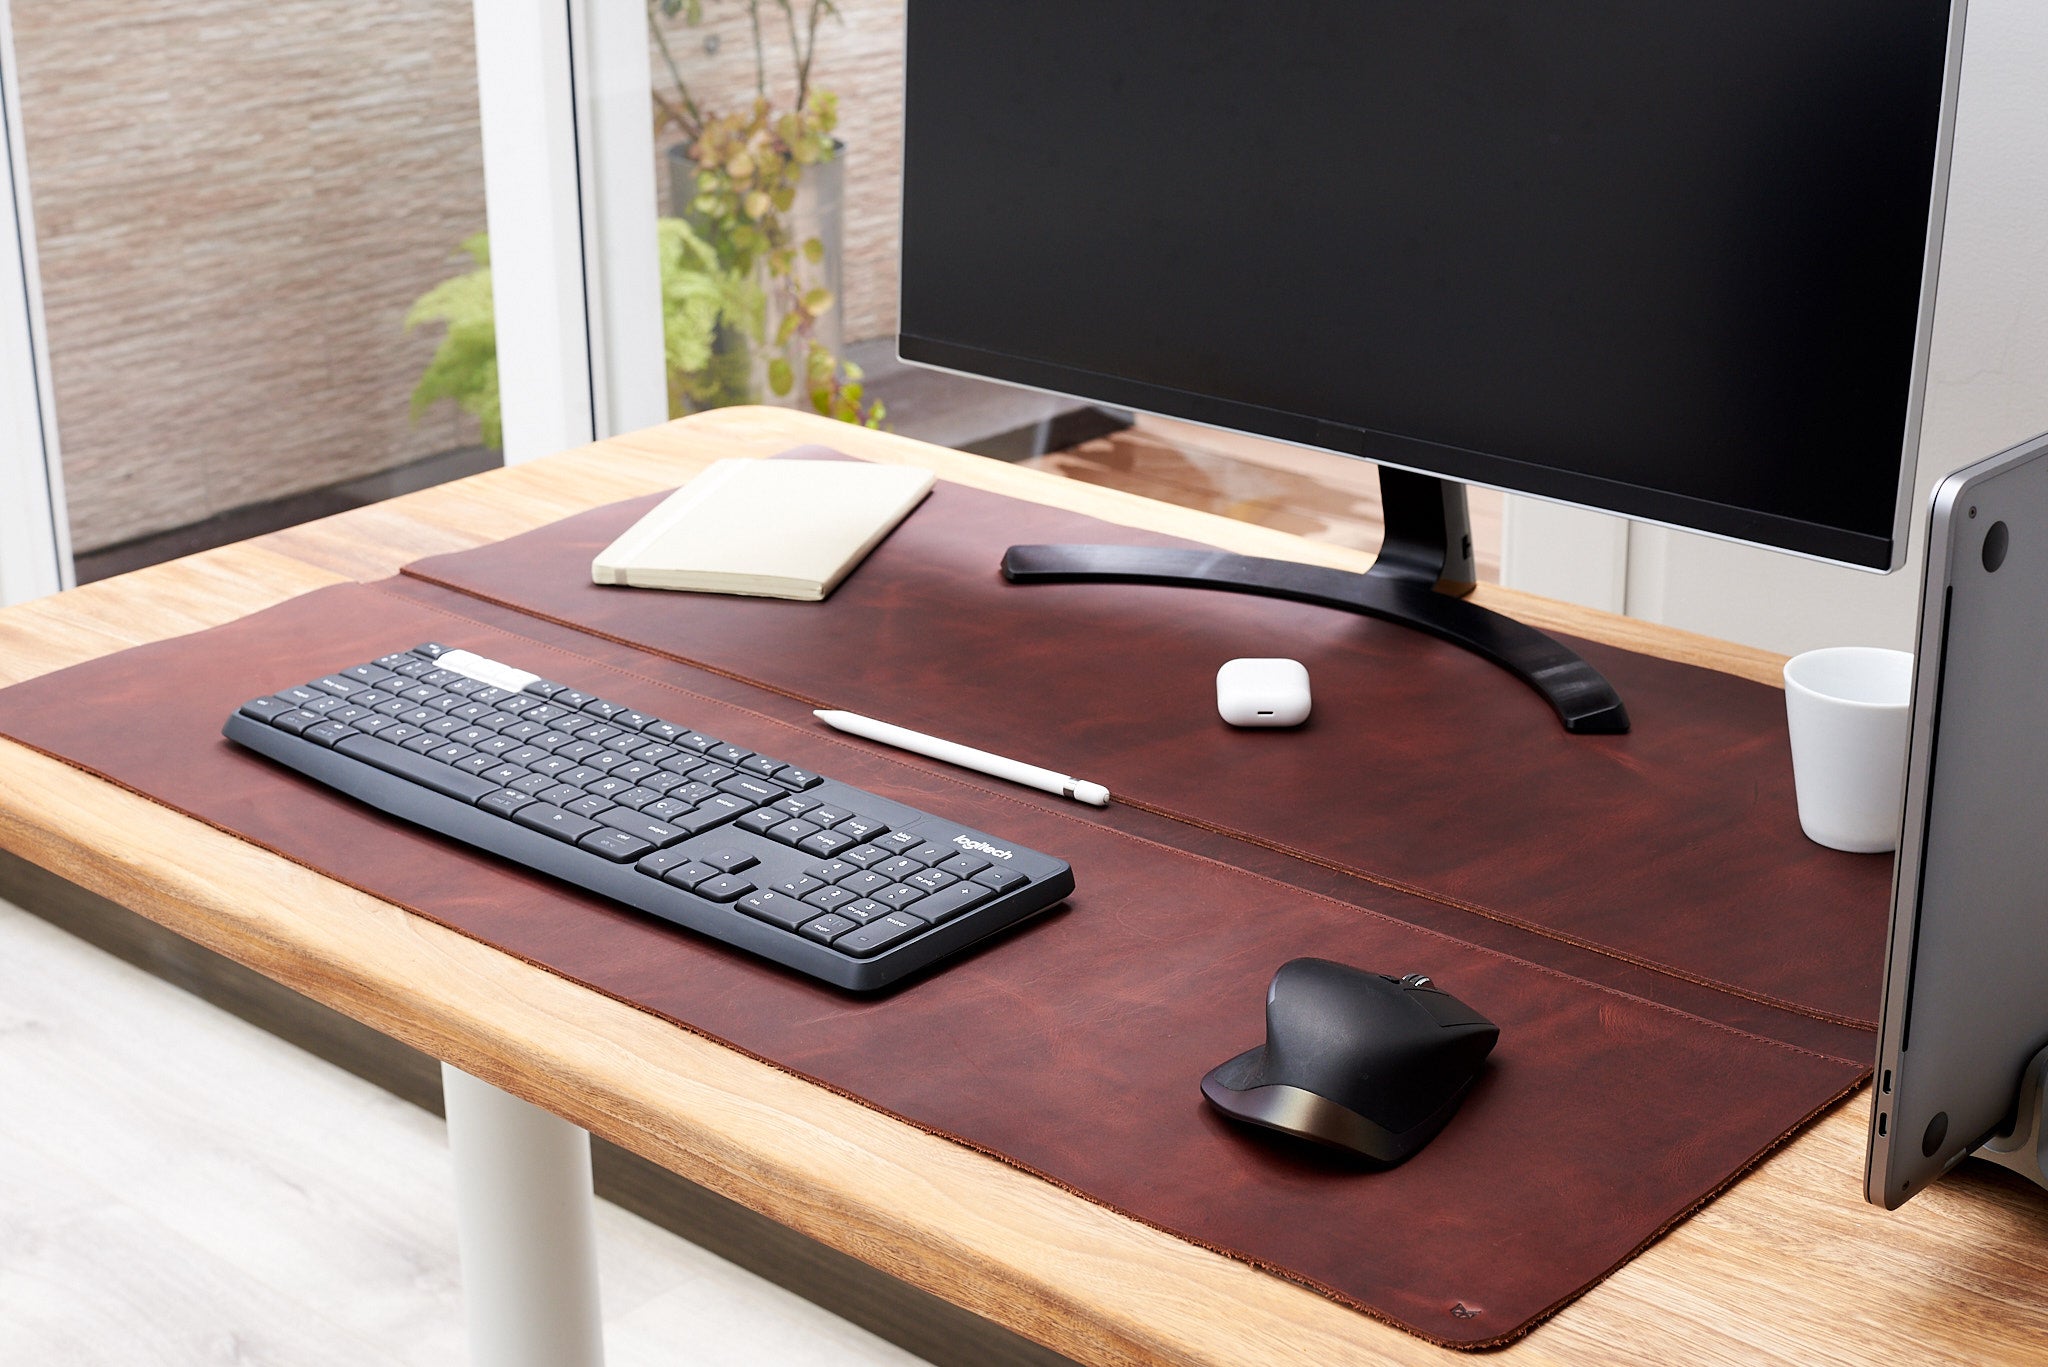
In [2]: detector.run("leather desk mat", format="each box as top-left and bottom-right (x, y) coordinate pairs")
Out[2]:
(0, 578), (1866, 1349)
(403, 449), (1894, 1034)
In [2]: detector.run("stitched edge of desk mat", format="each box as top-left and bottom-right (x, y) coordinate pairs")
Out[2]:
(0, 580), (1867, 1349)
(398, 448), (1893, 1029)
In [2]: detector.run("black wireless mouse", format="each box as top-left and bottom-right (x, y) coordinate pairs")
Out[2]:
(1201, 957), (1499, 1164)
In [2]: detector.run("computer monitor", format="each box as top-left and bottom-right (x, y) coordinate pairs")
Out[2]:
(898, 2), (1967, 732)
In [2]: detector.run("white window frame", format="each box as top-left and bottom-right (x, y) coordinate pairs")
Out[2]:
(0, 0), (72, 606)
(472, 0), (667, 466)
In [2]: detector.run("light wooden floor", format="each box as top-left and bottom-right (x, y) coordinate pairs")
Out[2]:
(0, 894), (922, 1367)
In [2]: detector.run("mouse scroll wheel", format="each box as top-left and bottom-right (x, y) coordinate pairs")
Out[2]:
(1399, 973), (1434, 989)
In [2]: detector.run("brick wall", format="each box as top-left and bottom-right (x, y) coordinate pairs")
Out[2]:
(18, 0), (907, 554)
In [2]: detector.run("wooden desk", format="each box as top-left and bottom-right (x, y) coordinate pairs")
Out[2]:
(2, 408), (2044, 1365)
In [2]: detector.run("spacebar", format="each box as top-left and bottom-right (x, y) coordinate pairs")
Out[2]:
(333, 734), (497, 803)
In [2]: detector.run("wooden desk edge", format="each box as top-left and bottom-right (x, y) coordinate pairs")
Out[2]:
(2, 408), (2039, 1367)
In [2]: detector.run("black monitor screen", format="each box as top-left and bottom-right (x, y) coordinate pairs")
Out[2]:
(899, 2), (1956, 569)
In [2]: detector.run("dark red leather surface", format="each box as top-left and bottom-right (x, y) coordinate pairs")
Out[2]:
(402, 452), (1894, 1029)
(0, 577), (1868, 1348)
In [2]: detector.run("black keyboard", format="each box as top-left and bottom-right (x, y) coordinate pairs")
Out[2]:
(222, 643), (1074, 990)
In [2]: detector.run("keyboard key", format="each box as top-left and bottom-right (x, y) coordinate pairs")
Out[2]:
(873, 831), (923, 853)
(597, 809), (687, 848)
(558, 765), (603, 786)
(529, 755), (574, 777)
(802, 886), (857, 913)
(379, 724), (421, 745)
(645, 797), (696, 823)
(689, 763), (737, 785)
(585, 776), (632, 799)
(423, 716), (465, 736)
(479, 789), (536, 818)
(576, 722), (623, 743)
(719, 776), (782, 805)
(939, 854), (991, 877)
(390, 658), (433, 678)
(911, 881), (992, 924)
(839, 870), (890, 897)
(740, 755), (785, 778)
(538, 783), (585, 807)
(612, 787), (658, 810)
(401, 734), (442, 754)
(411, 642), (452, 658)
(834, 912), (928, 957)
(504, 746), (547, 768)
(353, 714), (395, 735)
(662, 861), (718, 890)
(773, 795), (821, 818)
(312, 674), (359, 696)
(905, 844), (952, 867)
(511, 803), (600, 843)
(708, 743), (753, 765)
(565, 795), (614, 818)
(873, 883), (927, 910)
(630, 744), (679, 764)
(300, 696), (347, 716)
(838, 899), (887, 924)
(806, 805), (853, 828)
(775, 875), (824, 899)
(973, 867), (1029, 894)
(696, 874), (755, 903)
(239, 696), (293, 721)
(612, 761), (658, 785)
(738, 890), (809, 930)
(676, 798), (749, 835)
(773, 767), (822, 790)
(336, 733), (498, 802)
(582, 700), (626, 720)
(839, 845), (889, 870)
(523, 680), (565, 698)
(553, 689), (596, 709)
(479, 762), (524, 784)
(835, 815), (889, 842)
(676, 732), (720, 752)
(557, 741), (602, 763)
(806, 860), (857, 883)
(342, 663), (392, 684)
(579, 827), (653, 862)
(509, 773), (558, 796)
(766, 819), (821, 846)
(306, 720), (355, 747)
(735, 809), (782, 835)
(427, 743), (474, 765)
(271, 709), (322, 735)
(873, 856), (921, 881)
(613, 710), (656, 730)
(640, 771), (687, 794)
(326, 706), (368, 726)
(798, 831), (856, 858)
(799, 914), (857, 943)
(906, 868), (958, 894)
(699, 847), (758, 873)
(635, 849), (697, 879)
(642, 721), (684, 742)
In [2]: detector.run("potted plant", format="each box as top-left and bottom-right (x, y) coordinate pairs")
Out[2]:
(406, 0), (881, 449)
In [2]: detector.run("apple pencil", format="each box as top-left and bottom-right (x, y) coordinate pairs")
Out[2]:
(813, 709), (1111, 806)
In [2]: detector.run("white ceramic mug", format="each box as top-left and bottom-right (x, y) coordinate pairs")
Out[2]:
(1782, 646), (1915, 853)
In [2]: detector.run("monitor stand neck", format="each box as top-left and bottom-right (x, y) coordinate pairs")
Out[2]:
(1001, 468), (1630, 734)
(1977, 1043), (2048, 1194)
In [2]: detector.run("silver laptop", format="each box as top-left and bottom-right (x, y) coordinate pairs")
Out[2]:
(1868, 430), (2048, 1209)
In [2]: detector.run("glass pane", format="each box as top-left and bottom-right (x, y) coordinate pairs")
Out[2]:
(14, 1), (490, 581)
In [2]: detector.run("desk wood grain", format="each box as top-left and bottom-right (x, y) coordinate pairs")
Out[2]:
(2, 408), (2043, 1365)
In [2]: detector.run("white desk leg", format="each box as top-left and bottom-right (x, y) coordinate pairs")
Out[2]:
(442, 1063), (607, 1367)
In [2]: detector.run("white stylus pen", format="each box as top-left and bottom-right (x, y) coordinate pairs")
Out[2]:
(813, 709), (1111, 806)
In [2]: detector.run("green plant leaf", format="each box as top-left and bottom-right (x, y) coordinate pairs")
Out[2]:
(767, 356), (794, 396)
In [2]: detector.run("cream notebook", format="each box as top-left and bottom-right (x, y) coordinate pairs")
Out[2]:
(591, 458), (935, 601)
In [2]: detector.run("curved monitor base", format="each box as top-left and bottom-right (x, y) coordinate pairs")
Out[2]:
(1000, 543), (1631, 735)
